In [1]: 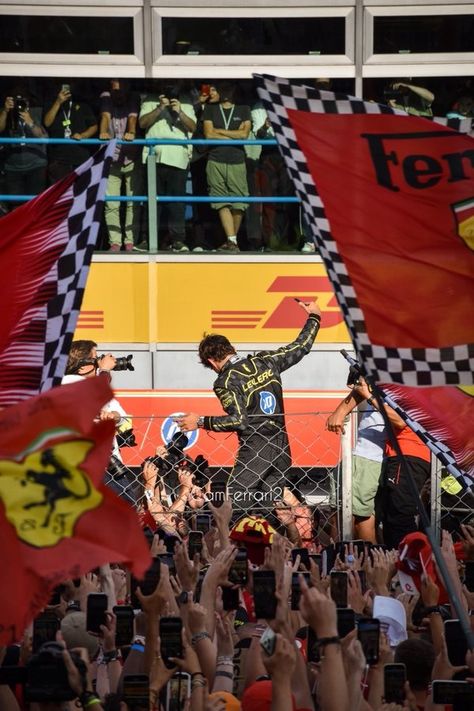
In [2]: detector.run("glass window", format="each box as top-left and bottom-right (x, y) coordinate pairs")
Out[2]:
(0, 15), (134, 55)
(161, 17), (346, 55)
(374, 15), (474, 54)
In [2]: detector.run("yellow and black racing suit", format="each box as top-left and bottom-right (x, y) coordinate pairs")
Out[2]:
(201, 313), (321, 513)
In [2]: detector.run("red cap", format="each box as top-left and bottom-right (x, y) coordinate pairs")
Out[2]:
(395, 532), (463, 604)
(230, 516), (276, 565)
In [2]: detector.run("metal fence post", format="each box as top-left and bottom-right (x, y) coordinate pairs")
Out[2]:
(430, 454), (442, 540)
(341, 415), (353, 539)
(147, 148), (158, 250)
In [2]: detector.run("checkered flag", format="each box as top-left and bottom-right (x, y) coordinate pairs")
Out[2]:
(0, 142), (115, 407)
(254, 74), (474, 387)
(255, 75), (473, 486)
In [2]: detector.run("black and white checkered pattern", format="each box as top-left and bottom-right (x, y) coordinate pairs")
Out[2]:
(254, 75), (474, 388)
(40, 143), (115, 392)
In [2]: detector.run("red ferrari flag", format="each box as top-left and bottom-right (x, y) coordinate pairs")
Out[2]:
(0, 376), (150, 644)
(0, 142), (114, 408)
(255, 75), (474, 484)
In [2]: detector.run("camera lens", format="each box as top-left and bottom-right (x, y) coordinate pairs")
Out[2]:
(113, 355), (134, 372)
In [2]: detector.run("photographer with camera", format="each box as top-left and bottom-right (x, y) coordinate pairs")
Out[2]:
(0, 86), (48, 210)
(384, 79), (434, 117)
(142, 434), (210, 533)
(62, 339), (131, 463)
(43, 82), (98, 184)
(139, 81), (197, 252)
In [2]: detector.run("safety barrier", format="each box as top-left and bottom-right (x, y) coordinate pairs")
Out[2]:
(108, 410), (354, 542)
(107, 408), (467, 543)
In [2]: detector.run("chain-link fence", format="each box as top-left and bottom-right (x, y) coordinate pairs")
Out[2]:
(105, 409), (469, 542)
(430, 458), (474, 540)
(105, 410), (352, 542)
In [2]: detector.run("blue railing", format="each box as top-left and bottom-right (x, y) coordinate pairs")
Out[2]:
(0, 136), (303, 250)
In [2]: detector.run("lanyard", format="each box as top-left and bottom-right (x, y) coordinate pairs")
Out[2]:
(62, 101), (72, 124)
(219, 104), (235, 130)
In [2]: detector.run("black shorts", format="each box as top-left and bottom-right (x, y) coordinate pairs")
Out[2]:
(374, 455), (430, 550)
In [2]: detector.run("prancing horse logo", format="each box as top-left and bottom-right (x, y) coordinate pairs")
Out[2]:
(0, 439), (102, 547)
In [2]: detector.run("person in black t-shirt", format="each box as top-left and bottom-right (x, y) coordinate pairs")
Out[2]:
(202, 83), (251, 252)
(43, 82), (97, 183)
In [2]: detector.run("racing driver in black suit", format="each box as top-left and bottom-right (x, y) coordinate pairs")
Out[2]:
(176, 299), (321, 515)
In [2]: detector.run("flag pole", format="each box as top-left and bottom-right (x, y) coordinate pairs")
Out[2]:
(368, 380), (474, 652)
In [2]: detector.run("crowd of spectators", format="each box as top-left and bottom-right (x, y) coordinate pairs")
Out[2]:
(2, 489), (473, 711)
(2, 76), (472, 253)
(2, 335), (473, 711)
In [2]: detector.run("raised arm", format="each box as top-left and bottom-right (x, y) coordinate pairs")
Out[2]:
(260, 300), (321, 374)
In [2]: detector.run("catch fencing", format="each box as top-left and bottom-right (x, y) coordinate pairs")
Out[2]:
(108, 409), (470, 542)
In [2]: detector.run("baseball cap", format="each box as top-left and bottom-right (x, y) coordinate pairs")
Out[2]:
(230, 516), (276, 565)
(60, 612), (99, 658)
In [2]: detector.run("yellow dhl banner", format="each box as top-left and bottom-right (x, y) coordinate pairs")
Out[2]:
(76, 262), (350, 343)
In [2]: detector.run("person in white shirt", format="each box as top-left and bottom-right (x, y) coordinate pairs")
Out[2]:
(139, 83), (196, 252)
(326, 384), (386, 542)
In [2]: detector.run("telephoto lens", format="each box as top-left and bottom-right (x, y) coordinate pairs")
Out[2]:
(113, 354), (134, 371)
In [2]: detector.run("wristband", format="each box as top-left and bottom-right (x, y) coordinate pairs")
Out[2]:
(102, 649), (119, 663)
(192, 631), (210, 645)
(424, 605), (441, 616)
(215, 670), (233, 679)
(191, 672), (205, 679)
(131, 643), (145, 652)
(367, 397), (376, 407)
(216, 655), (234, 664)
(317, 636), (340, 650)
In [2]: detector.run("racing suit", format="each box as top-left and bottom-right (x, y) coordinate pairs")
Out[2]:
(201, 314), (321, 513)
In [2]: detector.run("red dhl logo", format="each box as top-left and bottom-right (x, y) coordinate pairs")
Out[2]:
(211, 276), (343, 329)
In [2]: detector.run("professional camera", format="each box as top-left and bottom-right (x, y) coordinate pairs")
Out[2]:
(347, 362), (362, 387)
(112, 354), (134, 371)
(14, 95), (28, 113)
(150, 431), (191, 474)
(340, 349), (363, 387)
(24, 641), (87, 702)
(163, 85), (180, 101)
(194, 454), (211, 488)
(383, 85), (409, 102)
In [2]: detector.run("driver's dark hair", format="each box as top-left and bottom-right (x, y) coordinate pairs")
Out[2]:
(198, 334), (235, 369)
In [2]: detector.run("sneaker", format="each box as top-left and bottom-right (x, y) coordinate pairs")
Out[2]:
(301, 241), (316, 253)
(218, 240), (240, 253)
(124, 243), (134, 252)
(192, 246), (205, 252)
(172, 241), (190, 252)
(133, 241), (149, 252)
(108, 244), (120, 252)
